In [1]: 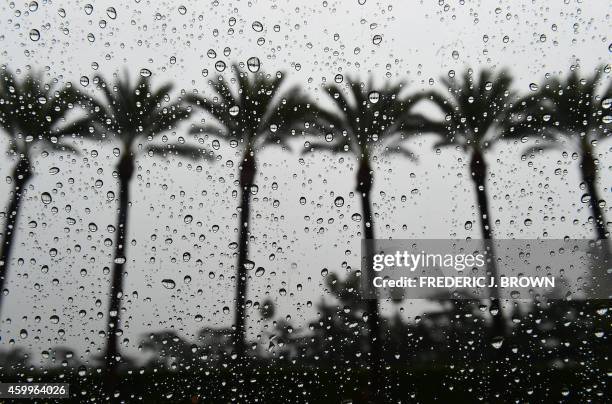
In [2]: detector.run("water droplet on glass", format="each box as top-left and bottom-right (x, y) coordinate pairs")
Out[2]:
(334, 196), (345, 207)
(252, 21), (264, 32)
(162, 279), (176, 289)
(491, 336), (504, 349)
(215, 61), (226, 72)
(372, 34), (382, 45)
(29, 29), (40, 41)
(140, 68), (152, 77)
(247, 56), (261, 72)
(106, 7), (117, 19)
(41, 192), (52, 204)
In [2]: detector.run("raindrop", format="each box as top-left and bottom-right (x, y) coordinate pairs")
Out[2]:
(162, 279), (176, 289)
(215, 61), (226, 72)
(184, 215), (193, 224)
(140, 68), (152, 77)
(29, 29), (40, 41)
(334, 196), (345, 207)
(491, 336), (504, 349)
(372, 34), (382, 45)
(41, 192), (52, 205)
(247, 56), (261, 72)
(252, 21), (264, 32)
(84, 4), (93, 15)
(368, 91), (380, 103)
(178, 5), (187, 15)
(49, 167), (60, 175)
(106, 7), (117, 19)
(229, 105), (240, 116)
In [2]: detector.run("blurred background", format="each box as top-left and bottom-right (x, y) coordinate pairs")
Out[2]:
(0, 0), (610, 402)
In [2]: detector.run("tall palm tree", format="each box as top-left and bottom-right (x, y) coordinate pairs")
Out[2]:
(307, 78), (420, 400)
(88, 72), (197, 390)
(414, 68), (534, 337)
(0, 68), (88, 316)
(188, 65), (311, 360)
(509, 67), (612, 294)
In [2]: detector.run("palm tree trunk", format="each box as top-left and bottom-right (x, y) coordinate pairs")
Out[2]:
(104, 153), (135, 393)
(0, 158), (32, 317)
(471, 150), (506, 400)
(357, 158), (382, 402)
(580, 151), (611, 296)
(470, 150), (504, 336)
(233, 149), (256, 360)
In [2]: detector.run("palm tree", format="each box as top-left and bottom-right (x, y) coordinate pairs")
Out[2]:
(306, 78), (420, 400)
(88, 72), (198, 390)
(0, 68), (88, 316)
(413, 68), (535, 337)
(188, 65), (311, 360)
(510, 67), (612, 294)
